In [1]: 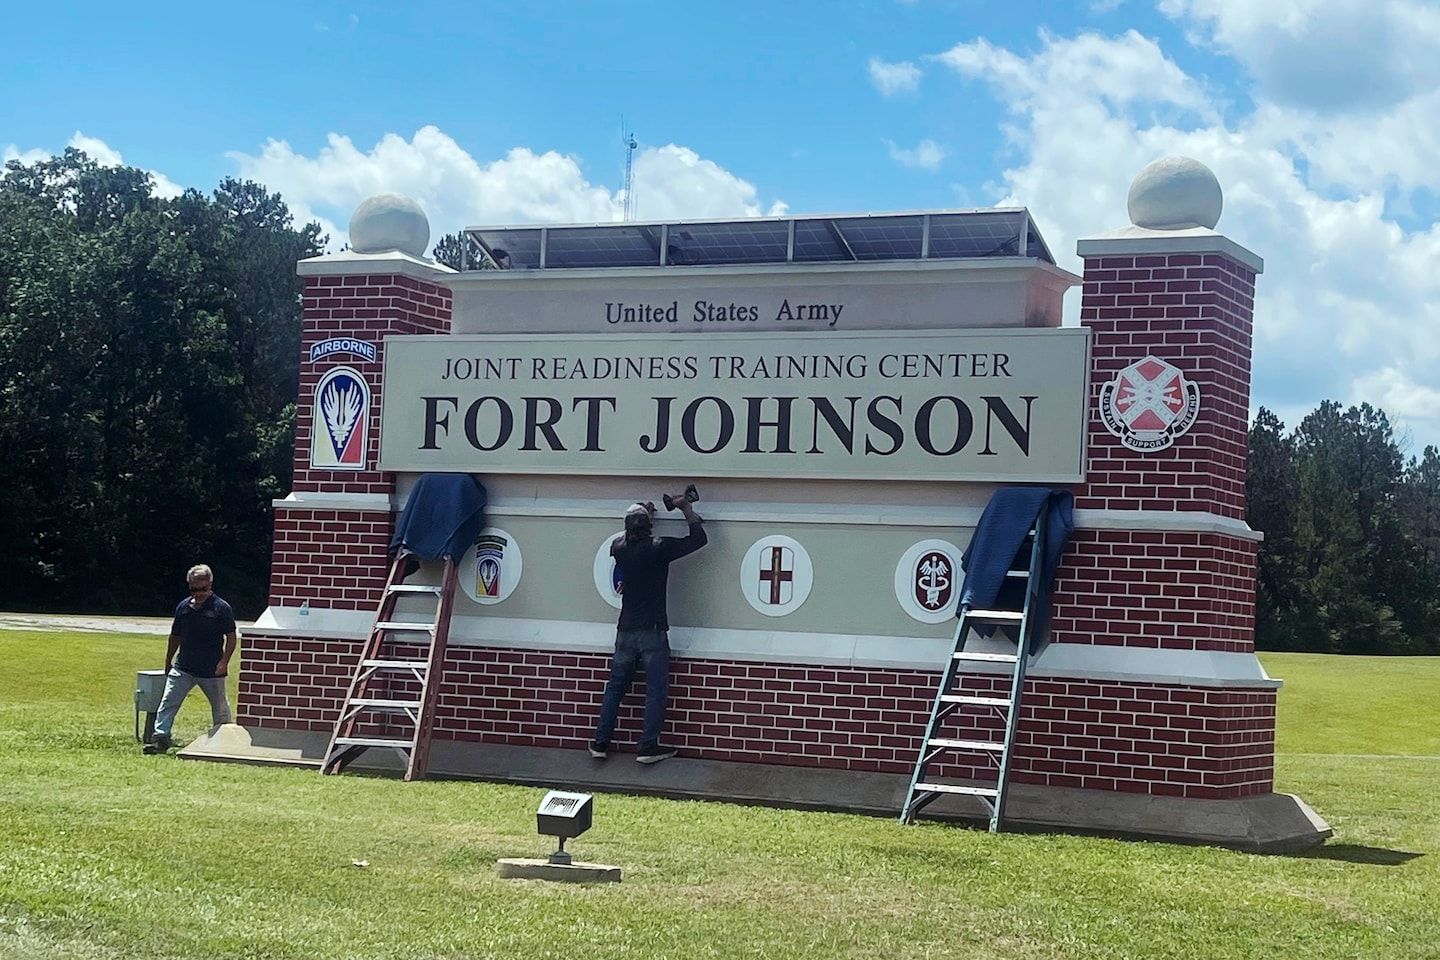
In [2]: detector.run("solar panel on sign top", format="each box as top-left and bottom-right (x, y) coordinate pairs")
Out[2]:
(833, 217), (924, 260)
(546, 226), (659, 268)
(460, 210), (1057, 271)
(475, 229), (542, 268)
(927, 212), (1023, 258)
(793, 219), (849, 261)
(669, 221), (788, 265)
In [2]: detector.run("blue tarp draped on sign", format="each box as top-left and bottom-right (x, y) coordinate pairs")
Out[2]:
(959, 487), (1074, 653)
(389, 474), (488, 562)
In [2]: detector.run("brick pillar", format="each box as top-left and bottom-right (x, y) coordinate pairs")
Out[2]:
(241, 253), (454, 731)
(1036, 226), (1272, 798)
(269, 267), (453, 612)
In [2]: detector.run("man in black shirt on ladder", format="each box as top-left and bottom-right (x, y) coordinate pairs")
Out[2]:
(590, 492), (707, 764)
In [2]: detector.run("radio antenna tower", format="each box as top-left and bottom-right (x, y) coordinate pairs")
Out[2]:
(621, 120), (638, 221)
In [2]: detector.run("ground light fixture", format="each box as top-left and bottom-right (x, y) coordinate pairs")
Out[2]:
(496, 789), (621, 883)
(536, 789), (592, 864)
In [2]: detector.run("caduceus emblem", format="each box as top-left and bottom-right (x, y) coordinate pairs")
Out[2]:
(321, 378), (364, 455)
(915, 551), (952, 609)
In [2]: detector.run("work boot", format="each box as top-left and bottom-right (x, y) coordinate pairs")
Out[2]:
(636, 743), (677, 765)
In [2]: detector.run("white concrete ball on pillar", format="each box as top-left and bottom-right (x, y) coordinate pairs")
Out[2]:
(348, 193), (431, 258)
(1126, 156), (1223, 230)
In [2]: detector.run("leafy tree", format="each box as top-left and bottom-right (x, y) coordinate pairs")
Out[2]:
(0, 150), (323, 617)
(1247, 409), (1302, 648)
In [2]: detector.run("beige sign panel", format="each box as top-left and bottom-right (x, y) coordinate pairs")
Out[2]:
(379, 329), (1089, 482)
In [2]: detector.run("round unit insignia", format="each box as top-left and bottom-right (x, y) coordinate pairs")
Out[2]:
(739, 535), (814, 617)
(894, 539), (963, 623)
(460, 526), (523, 605)
(1098, 355), (1201, 452)
(592, 531), (627, 610)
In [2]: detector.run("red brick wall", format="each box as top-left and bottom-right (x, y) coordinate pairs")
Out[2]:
(238, 636), (1275, 798)
(1078, 252), (1256, 519)
(269, 510), (391, 609)
(1049, 529), (1258, 653)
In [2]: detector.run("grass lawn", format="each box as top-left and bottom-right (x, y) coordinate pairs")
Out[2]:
(1, 633), (1436, 960)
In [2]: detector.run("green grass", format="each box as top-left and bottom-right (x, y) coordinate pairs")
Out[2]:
(1, 633), (1437, 960)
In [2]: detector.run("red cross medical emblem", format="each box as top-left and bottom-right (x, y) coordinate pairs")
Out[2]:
(1098, 355), (1201, 452)
(758, 546), (795, 605)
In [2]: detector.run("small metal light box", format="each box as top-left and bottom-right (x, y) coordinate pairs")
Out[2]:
(536, 790), (593, 864)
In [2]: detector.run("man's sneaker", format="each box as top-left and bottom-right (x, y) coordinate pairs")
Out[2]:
(588, 741), (609, 760)
(143, 735), (172, 755)
(636, 743), (678, 765)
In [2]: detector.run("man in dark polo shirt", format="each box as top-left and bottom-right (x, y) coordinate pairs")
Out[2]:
(590, 495), (706, 764)
(143, 564), (238, 754)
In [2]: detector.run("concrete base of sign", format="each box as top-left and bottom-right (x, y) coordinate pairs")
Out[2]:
(193, 727), (1331, 853)
(496, 858), (622, 883)
(176, 723), (319, 767)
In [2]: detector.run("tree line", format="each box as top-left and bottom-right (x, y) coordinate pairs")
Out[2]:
(2, 150), (1437, 648)
(0, 150), (322, 617)
(1248, 404), (1440, 654)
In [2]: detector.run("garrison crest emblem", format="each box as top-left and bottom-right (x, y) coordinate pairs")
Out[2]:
(311, 366), (370, 469)
(1099, 356), (1200, 452)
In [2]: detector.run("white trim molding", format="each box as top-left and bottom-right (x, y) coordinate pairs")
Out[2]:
(249, 605), (1280, 689)
(272, 492), (393, 512)
(1077, 225), (1263, 275)
(270, 492), (1263, 541)
(297, 249), (456, 281)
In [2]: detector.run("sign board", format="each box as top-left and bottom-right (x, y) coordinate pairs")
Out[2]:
(379, 329), (1089, 482)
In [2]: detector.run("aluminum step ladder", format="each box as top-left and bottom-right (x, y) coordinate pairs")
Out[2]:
(900, 510), (1049, 832)
(321, 552), (458, 781)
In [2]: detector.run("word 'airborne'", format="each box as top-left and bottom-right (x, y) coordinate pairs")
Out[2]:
(418, 394), (1037, 458)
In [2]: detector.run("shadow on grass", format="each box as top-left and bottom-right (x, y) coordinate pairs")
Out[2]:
(1294, 844), (1424, 866)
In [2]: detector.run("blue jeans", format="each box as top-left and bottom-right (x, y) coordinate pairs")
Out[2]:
(153, 667), (233, 739)
(593, 629), (669, 749)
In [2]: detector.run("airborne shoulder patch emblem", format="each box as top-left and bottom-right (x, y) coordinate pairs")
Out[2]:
(311, 366), (371, 470)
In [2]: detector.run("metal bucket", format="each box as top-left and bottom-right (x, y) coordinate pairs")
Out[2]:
(135, 669), (169, 712)
(135, 669), (169, 742)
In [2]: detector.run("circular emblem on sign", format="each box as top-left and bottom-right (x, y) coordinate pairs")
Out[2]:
(311, 366), (371, 470)
(739, 535), (814, 617)
(460, 527), (523, 605)
(1098, 355), (1201, 452)
(894, 539), (964, 623)
(592, 531), (627, 610)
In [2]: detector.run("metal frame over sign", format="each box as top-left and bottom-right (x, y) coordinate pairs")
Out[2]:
(378, 329), (1090, 483)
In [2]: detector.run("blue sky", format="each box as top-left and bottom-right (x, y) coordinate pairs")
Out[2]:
(2, 1), (1209, 212)
(4, 1), (1440, 449)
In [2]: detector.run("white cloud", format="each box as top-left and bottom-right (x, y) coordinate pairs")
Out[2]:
(3, 133), (184, 199)
(1160, 0), (1440, 113)
(227, 127), (786, 249)
(1162, 1), (1440, 196)
(884, 138), (946, 171)
(930, 27), (1440, 448)
(630, 144), (787, 219)
(868, 57), (922, 96)
(1351, 368), (1440, 424)
(2, 145), (50, 166)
